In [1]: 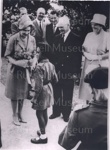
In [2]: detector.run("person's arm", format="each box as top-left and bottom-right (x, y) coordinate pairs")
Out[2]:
(58, 111), (80, 150)
(101, 52), (109, 60)
(83, 50), (109, 61)
(82, 33), (99, 61)
(51, 65), (58, 84)
(7, 56), (30, 68)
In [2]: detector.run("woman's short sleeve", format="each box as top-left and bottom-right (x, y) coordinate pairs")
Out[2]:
(82, 33), (90, 47)
(5, 35), (15, 57)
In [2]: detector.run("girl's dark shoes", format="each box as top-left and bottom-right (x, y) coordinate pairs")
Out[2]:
(31, 137), (48, 144)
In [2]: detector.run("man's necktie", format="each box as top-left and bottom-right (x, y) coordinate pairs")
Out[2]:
(61, 34), (64, 43)
(53, 25), (56, 33)
(39, 21), (42, 30)
(39, 21), (43, 35)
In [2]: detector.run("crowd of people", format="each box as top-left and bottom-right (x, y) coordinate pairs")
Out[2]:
(0, 4), (109, 150)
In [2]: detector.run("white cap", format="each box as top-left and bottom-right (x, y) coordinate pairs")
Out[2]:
(91, 14), (106, 26)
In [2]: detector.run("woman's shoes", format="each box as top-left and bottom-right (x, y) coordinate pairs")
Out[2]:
(13, 115), (27, 126)
(31, 137), (48, 144)
(13, 121), (21, 126)
(18, 114), (27, 123)
(19, 118), (27, 123)
(13, 116), (21, 126)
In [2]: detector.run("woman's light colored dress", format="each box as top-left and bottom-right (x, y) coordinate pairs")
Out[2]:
(79, 29), (109, 101)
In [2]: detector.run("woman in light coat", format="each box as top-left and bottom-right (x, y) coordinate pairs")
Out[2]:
(5, 15), (36, 126)
(79, 14), (109, 101)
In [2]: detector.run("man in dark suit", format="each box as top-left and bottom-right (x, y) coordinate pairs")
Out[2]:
(11, 7), (28, 35)
(33, 7), (46, 45)
(46, 10), (60, 47)
(49, 16), (82, 122)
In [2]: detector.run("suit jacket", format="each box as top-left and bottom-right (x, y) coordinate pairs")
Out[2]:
(54, 31), (82, 75)
(46, 23), (60, 46)
(33, 19), (46, 44)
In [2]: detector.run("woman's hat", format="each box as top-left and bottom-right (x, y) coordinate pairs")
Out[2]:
(91, 14), (106, 26)
(18, 14), (33, 30)
(84, 67), (108, 89)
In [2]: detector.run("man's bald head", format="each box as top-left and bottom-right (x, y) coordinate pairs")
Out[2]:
(57, 15), (70, 34)
(36, 7), (46, 21)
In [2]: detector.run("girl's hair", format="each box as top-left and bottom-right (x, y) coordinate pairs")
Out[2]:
(37, 42), (53, 61)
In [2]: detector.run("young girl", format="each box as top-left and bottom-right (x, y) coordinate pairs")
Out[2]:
(30, 42), (58, 144)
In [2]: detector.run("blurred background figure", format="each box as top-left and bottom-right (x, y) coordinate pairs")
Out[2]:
(33, 7), (46, 45)
(11, 7), (28, 35)
(10, 15), (16, 24)
(46, 10), (60, 47)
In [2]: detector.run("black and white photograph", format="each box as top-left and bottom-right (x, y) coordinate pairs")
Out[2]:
(0, 0), (109, 150)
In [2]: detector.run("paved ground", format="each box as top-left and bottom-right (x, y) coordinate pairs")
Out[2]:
(0, 82), (81, 150)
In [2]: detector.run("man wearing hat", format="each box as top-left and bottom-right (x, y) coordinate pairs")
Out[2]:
(58, 67), (108, 150)
(79, 13), (109, 101)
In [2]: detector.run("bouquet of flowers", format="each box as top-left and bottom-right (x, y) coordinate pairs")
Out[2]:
(14, 48), (36, 60)
(13, 48), (38, 85)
